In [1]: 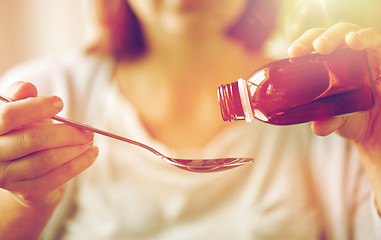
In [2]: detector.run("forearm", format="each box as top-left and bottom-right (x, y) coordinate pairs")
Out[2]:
(0, 189), (58, 240)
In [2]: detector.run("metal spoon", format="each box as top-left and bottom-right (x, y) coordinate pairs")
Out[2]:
(0, 94), (254, 173)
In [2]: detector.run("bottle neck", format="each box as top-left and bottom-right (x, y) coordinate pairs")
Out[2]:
(217, 81), (245, 121)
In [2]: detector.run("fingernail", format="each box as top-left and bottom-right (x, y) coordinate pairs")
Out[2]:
(90, 146), (99, 156)
(313, 35), (329, 46)
(52, 96), (63, 109)
(84, 131), (94, 141)
(288, 42), (306, 57)
(352, 31), (362, 38)
(290, 42), (305, 50)
(9, 82), (24, 98)
(313, 36), (332, 54)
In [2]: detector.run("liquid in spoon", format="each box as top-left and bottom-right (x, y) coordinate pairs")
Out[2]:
(165, 157), (254, 173)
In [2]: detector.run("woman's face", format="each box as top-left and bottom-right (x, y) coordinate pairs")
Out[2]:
(126, 0), (249, 35)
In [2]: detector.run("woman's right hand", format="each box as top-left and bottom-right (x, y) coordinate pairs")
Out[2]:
(0, 82), (98, 207)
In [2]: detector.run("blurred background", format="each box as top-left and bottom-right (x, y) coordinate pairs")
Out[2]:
(1, 0), (381, 75)
(0, 0), (96, 75)
(268, 0), (381, 57)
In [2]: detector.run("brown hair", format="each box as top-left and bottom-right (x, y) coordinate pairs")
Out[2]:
(88, 0), (277, 59)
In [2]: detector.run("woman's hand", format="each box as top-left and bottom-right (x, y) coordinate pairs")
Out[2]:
(288, 22), (381, 146)
(288, 22), (381, 209)
(0, 82), (98, 208)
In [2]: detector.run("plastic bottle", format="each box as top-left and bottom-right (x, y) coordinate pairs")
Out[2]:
(217, 48), (375, 125)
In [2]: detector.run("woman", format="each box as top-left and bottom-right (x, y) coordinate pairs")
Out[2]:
(0, 0), (381, 239)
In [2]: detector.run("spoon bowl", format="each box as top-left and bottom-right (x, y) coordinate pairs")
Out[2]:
(165, 157), (254, 173)
(0, 94), (254, 173)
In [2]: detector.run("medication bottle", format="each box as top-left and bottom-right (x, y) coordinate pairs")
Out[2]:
(218, 48), (374, 125)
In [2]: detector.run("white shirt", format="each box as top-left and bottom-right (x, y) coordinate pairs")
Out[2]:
(1, 52), (380, 240)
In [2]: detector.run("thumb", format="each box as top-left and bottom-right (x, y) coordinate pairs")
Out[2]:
(311, 117), (342, 136)
(7, 81), (38, 100)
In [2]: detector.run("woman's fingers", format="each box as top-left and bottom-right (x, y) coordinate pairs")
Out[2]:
(0, 124), (94, 162)
(288, 28), (326, 57)
(311, 117), (342, 136)
(0, 96), (63, 135)
(0, 82), (99, 206)
(312, 112), (371, 142)
(288, 22), (366, 57)
(3, 142), (94, 182)
(6, 81), (38, 101)
(289, 22), (381, 57)
(3, 146), (98, 196)
(345, 28), (381, 50)
(312, 22), (362, 54)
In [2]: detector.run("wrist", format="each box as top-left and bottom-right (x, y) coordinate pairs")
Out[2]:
(0, 188), (63, 240)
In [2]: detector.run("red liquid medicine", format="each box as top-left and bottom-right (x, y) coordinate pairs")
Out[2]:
(218, 49), (375, 125)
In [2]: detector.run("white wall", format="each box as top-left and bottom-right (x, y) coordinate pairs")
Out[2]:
(0, 0), (95, 75)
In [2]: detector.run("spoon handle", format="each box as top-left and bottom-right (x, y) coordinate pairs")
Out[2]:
(53, 116), (163, 157)
(0, 94), (164, 158)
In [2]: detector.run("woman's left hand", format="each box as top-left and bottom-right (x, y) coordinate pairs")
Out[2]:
(288, 22), (381, 208)
(288, 22), (381, 148)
